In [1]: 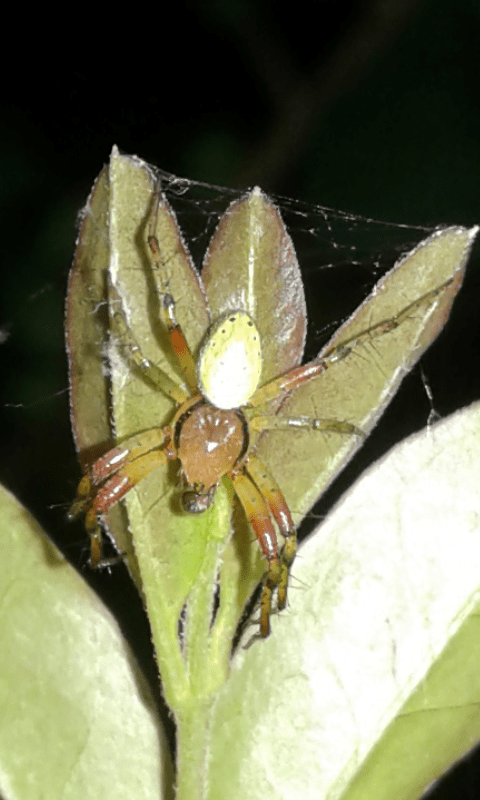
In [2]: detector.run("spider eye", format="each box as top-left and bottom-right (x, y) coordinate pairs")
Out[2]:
(197, 310), (262, 409)
(181, 488), (216, 514)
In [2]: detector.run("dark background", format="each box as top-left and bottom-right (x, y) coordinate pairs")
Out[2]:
(1, 0), (479, 796)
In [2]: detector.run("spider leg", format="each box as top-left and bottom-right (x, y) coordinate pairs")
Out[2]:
(319, 276), (455, 362)
(89, 428), (169, 485)
(68, 427), (169, 520)
(85, 448), (169, 567)
(249, 278), (454, 407)
(146, 186), (198, 393)
(231, 471), (281, 637)
(246, 455), (296, 611)
(109, 278), (189, 404)
(249, 414), (364, 438)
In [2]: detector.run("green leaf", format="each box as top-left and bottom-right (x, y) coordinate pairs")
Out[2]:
(0, 484), (171, 800)
(207, 401), (480, 800)
(259, 225), (478, 522)
(202, 185), (307, 379)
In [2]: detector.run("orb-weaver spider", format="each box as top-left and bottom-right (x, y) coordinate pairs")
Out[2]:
(69, 183), (459, 638)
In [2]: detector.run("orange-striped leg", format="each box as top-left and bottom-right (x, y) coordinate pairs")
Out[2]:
(247, 455), (296, 611)
(158, 292), (198, 393)
(231, 471), (281, 637)
(249, 278), (455, 407)
(109, 278), (189, 405)
(146, 185), (198, 393)
(86, 448), (168, 567)
(68, 427), (169, 521)
(89, 428), (168, 485)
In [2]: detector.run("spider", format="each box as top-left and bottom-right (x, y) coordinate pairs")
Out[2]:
(69, 185), (456, 638)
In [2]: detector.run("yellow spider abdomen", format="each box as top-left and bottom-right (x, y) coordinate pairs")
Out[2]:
(197, 311), (262, 409)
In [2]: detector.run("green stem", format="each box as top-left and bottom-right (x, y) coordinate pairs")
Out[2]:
(147, 597), (188, 707)
(184, 501), (231, 697)
(184, 535), (222, 693)
(173, 492), (232, 798)
(175, 698), (214, 800)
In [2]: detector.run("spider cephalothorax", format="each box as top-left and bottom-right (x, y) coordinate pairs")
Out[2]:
(175, 400), (249, 512)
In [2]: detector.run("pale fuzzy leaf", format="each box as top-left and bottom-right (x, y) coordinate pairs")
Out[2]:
(65, 158), (141, 583)
(259, 226), (478, 524)
(201, 188), (308, 642)
(108, 150), (213, 615)
(206, 402), (480, 800)
(202, 187), (307, 382)
(0, 484), (170, 800)
(66, 165), (111, 467)
(105, 151), (235, 708)
(67, 148), (217, 614)
(108, 149), (210, 424)
(230, 224), (477, 631)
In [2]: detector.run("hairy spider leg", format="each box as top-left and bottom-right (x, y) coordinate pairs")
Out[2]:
(88, 428), (169, 485)
(249, 414), (364, 438)
(249, 277), (455, 407)
(69, 428), (170, 565)
(243, 410), (366, 625)
(68, 427), (168, 519)
(109, 277), (189, 405)
(146, 185), (199, 393)
(231, 471), (282, 637)
(246, 455), (297, 611)
(85, 448), (169, 567)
